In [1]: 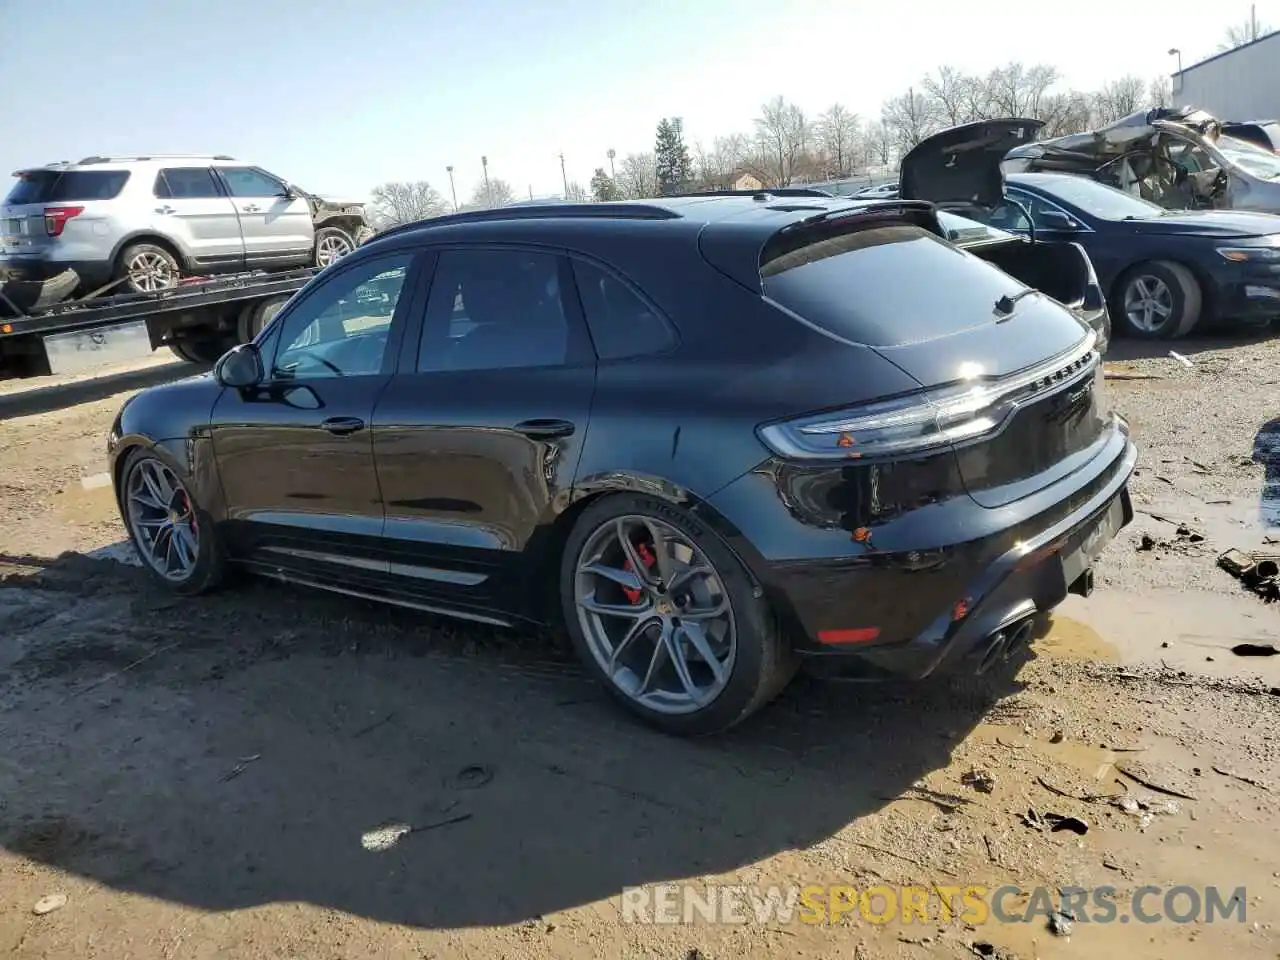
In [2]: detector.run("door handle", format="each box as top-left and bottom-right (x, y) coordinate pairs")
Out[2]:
(514, 418), (575, 440)
(155, 205), (175, 214)
(321, 416), (365, 436)
(242, 204), (261, 213)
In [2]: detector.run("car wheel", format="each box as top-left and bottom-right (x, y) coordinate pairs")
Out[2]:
(313, 227), (355, 268)
(119, 242), (181, 294)
(119, 450), (225, 595)
(1114, 261), (1202, 340)
(236, 294), (291, 343)
(168, 333), (233, 365)
(560, 494), (796, 735)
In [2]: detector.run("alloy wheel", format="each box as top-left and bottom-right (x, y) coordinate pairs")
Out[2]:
(127, 251), (177, 292)
(124, 458), (200, 581)
(573, 515), (737, 715)
(316, 233), (354, 267)
(1123, 274), (1174, 333)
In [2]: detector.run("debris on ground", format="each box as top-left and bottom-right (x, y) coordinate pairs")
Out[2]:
(1043, 812), (1089, 835)
(1211, 765), (1272, 791)
(1169, 350), (1194, 369)
(1232, 642), (1278, 657)
(961, 768), (995, 793)
(32, 893), (68, 916)
(1217, 549), (1280, 602)
(1116, 760), (1199, 800)
(1048, 910), (1075, 937)
(219, 753), (261, 782)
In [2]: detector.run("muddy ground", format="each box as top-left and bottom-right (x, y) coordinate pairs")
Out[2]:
(1, 339), (1279, 959)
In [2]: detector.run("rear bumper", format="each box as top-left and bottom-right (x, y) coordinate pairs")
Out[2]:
(702, 421), (1137, 680)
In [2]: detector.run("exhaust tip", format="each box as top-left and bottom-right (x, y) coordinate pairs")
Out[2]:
(1068, 568), (1095, 598)
(1002, 618), (1036, 661)
(976, 631), (1008, 675)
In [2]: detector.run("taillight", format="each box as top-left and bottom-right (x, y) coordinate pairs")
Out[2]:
(757, 333), (1099, 461)
(44, 205), (84, 237)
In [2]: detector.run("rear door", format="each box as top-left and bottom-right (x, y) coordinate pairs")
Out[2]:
(215, 166), (313, 264)
(153, 167), (244, 267)
(371, 245), (597, 617)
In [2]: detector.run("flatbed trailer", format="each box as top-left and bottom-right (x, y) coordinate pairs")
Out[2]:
(0, 267), (317, 378)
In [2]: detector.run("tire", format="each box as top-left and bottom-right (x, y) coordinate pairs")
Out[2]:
(313, 227), (355, 269)
(118, 242), (181, 294)
(1112, 260), (1202, 340)
(236, 294), (291, 343)
(168, 333), (233, 365)
(118, 448), (225, 596)
(559, 494), (796, 736)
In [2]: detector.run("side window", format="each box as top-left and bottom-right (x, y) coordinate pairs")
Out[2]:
(986, 197), (1032, 231)
(416, 249), (570, 373)
(220, 167), (288, 198)
(155, 167), (221, 200)
(571, 259), (674, 360)
(272, 254), (412, 380)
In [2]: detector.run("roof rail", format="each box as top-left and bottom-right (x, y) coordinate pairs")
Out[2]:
(666, 187), (837, 199)
(372, 201), (680, 242)
(75, 154), (238, 165)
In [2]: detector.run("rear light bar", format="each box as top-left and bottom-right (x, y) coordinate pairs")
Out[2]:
(757, 332), (1098, 461)
(44, 205), (84, 237)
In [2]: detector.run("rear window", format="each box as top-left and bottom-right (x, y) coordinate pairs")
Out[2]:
(4, 169), (131, 204)
(760, 224), (1024, 347)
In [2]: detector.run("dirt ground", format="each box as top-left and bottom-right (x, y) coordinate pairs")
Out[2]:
(1, 339), (1279, 959)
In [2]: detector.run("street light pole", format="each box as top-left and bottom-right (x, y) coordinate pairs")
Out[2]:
(559, 151), (569, 199)
(607, 148), (616, 179)
(1168, 47), (1183, 96)
(481, 155), (490, 206)
(446, 165), (457, 212)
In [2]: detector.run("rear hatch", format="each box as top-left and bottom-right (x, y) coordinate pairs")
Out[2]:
(2, 166), (131, 258)
(759, 213), (1107, 508)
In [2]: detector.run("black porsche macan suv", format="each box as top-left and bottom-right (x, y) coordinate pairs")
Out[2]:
(108, 192), (1136, 734)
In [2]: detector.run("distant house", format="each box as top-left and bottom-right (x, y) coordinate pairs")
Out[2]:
(731, 171), (764, 191)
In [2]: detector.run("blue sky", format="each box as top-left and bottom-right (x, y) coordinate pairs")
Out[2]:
(1, 0), (1260, 202)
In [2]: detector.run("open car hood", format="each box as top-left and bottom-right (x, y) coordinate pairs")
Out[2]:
(899, 119), (1044, 210)
(1006, 106), (1223, 168)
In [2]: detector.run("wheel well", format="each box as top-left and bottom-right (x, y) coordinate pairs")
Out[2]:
(114, 234), (189, 273)
(1110, 258), (1213, 308)
(313, 216), (363, 239)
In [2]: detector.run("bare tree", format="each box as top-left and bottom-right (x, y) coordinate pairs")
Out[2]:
(369, 180), (447, 227)
(469, 177), (515, 209)
(881, 87), (937, 155)
(616, 152), (658, 199)
(815, 104), (860, 177)
(565, 180), (588, 202)
(1090, 75), (1146, 125)
(922, 66), (979, 126)
(984, 62), (1060, 119)
(753, 96), (810, 186)
(864, 120), (893, 167)
(1220, 12), (1271, 50)
(1149, 75), (1173, 109)
(1038, 90), (1094, 137)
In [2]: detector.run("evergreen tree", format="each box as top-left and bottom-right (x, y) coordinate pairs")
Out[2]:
(590, 167), (622, 201)
(654, 117), (693, 195)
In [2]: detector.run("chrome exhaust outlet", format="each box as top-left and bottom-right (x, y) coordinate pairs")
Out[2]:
(975, 630), (1008, 675)
(1068, 567), (1095, 598)
(1001, 618), (1036, 662)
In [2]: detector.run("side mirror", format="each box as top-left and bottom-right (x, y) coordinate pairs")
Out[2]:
(1039, 210), (1080, 231)
(214, 342), (264, 389)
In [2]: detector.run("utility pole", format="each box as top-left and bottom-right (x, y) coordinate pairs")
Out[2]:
(559, 151), (569, 199)
(607, 148), (616, 179)
(446, 165), (457, 212)
(481, 155), (490, 206)
(1252, 2), (1259, 40)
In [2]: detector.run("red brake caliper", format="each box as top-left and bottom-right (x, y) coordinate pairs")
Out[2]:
(622, 540), (657, 605)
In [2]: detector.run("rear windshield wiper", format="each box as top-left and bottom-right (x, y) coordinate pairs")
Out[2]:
(994, 289), (1038, 315)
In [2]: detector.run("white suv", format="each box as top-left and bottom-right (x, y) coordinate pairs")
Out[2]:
(0, 155), (371, 294)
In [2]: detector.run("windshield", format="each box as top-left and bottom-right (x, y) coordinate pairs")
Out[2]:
(1026, 175), (1166, 220)
(936, 210), (1017, 244)
(1215, 135), (1280, 180)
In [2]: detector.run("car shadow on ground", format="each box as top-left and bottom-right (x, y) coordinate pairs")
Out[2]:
(0, 553), (1028, 930)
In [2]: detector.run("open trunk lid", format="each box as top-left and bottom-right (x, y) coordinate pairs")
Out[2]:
(899, 119), (1044, 210)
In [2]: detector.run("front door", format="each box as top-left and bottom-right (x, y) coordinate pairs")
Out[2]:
(153, 166), (245, 268)
(372, 246), (597, 619)
(211, 250), (420, 584)
(216, 166), (314, 264)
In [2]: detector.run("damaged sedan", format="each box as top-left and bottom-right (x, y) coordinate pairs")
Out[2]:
(1003, 105), (1280, 215)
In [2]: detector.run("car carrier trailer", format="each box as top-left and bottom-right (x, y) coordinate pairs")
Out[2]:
(0, 267), (317, 378)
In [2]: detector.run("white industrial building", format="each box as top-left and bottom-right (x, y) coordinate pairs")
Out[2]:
(1172, 29), (1280, 120)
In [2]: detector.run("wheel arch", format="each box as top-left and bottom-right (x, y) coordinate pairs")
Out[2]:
(111, 232), (192, 273)
(1109, 257), (1216, 321)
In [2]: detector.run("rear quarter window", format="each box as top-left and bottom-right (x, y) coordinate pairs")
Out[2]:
(571, 259), (675, 360)
(760, 223), (1024, 347)
(4, 170), (130, 204)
